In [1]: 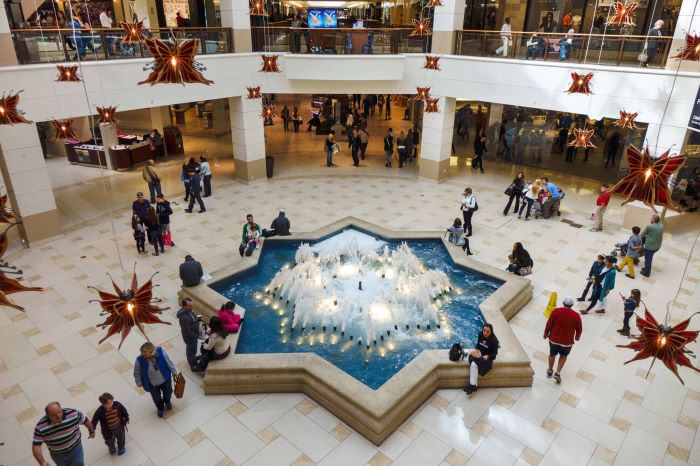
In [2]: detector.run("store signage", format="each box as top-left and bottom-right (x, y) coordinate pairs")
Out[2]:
(688, 85), (700, 132)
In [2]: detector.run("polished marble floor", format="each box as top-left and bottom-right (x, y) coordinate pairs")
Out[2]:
(3, 101), (700, 466)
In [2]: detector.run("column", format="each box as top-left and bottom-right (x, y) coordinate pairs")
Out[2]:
(220, 0), (252, 52)
(0, 124), (62, 244)
(432, 0), (466, 54)
(0, 1), (18, 66)
(229, 96), (266, 183)
(418, 96), (455, 183)
(212, 100), (230, 137)
(666, 0), (700, 73)
(99, 123), (118, 170)
(643, 123), (688, 157)
(150, 107), (171, 134)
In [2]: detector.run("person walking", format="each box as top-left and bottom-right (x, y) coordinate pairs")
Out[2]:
(473, 134), (487, 173)
(345, 111), (355, 142)
(185, 168), (205, 213)
(464, 323), (499, 394)
(177, 298), (201, 371)
(180, 255), (203, 286)
(605, 130), (621, 168)
(577, 254), (606, 302)
(144, 205), (164, 256)
(378, 94), (384, 114)
(200, 155), (212, 197)
(359, 127), (369, 160)
(397, 130), (407, 168)
(152, 129), (164, 159)
(405, 129), (414, 162)
(292, 107), (301, 133)
(641, 19), (664, 67)
(461, 187), (477, 237)
(581, 255), (617, 314)
(641, 214), (663, 277)
(383, 128), (394, 167)
(503, 171), (526, 215)
(518, 179), (540, 220)
(616, 226), (643, 279)
(590, 184), (611, 231)
(618, 289), (641, 336)
(543, 296), (582, 384)
(156, 194), (175, 247)
(181, 164), (190, 202)
(349, 128), (361, 167)
(132, 214), (146, 255)
(324, 133), (337, 167)
(281, 105), (290, 131)
(91, 393), (129, 456)
(32, 402), (95, 466)
(494, 17), (512, 57)
(385, 95), (391, 120)
(133, 342), (178, 418)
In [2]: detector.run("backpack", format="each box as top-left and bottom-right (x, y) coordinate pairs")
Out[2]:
(449, 342), (464, 361)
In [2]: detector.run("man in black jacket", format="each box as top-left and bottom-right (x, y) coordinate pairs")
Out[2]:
(185, 169), (205, 213)
(179, 255), (203, 286)
(473, 134), (487, 173)
(270, 210), (291, 236)
(384, 129), (394, 167)
(177, 298), (200, 370)
(577, 255), (605, 302)
(349, 128), (362, 167)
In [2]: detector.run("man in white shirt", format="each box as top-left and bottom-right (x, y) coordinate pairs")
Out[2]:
(495, 17), (512, 57)
(461, 187), (477, 237)
(99, 10), (115, 54)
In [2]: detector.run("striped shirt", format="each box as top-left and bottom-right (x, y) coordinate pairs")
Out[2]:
(105, 407), (121, 429)
(33, 408), (86, 453)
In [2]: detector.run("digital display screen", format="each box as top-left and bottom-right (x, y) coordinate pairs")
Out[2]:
(308, 9), (337, 28)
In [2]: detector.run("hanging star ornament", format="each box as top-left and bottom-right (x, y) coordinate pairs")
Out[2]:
(118, 21), (145, 44)
(0, 223), (43, 312)
(55, 65), (81, 82)
(96, 106), (118, 125)
(261, 104), (277, 119)
(566, 72), (593, 94)
(610, 145), (687, 212)
(416, 86), (431, 101)
(617, 308), (700, 384)
(424, 97), (440, 113)
(247, 86), (262, 99)
(606, 1), (639, 26)
(568, 128), (596, 148)
(425, 0), (444, 6)
(260, 55), (281, 73)
(0, 195), (16, 224)
(673, 34), (700, 61)
(139, 38), (214, 86)
(249, 0), (267, 16)
(0, 91), (32, 125)
(614, 110), (639, 129)
(423, 55), (441, 70)
(410, 18), (432, 37)
(51, 119), (76, 139)
(90, 267), (170, 349)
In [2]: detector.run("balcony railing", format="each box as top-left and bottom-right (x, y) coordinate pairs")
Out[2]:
(11, 27), (233, 64)
(455, 29), (673, 68)
(251, 26), (430, 54)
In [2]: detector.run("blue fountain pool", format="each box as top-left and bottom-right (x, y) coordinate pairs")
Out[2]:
(212, 227), (502, 389)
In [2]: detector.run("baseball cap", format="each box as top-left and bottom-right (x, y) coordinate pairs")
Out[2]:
(562, 296), (574, 306)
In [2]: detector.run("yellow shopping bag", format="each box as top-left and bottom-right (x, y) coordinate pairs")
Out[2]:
(543, 291), (558, 318)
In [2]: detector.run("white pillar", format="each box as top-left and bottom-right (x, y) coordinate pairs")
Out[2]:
(643, 123), (688, 157)
(0, 2), (18, 66)
(666, 0), (700, 73)
(229, 96), (266, 183)
(418, 96), (455, 183)
(99, 123), (118, 170)
(220, 0), (252, 52)
(432, 0), (466, 54)
(212, 100), (230, 137)
(150, 107), (171, 135)
(0, 124), (62, 244)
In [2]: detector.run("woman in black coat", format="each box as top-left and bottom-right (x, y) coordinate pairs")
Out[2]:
(465, 323), (499, 394)
(507, 242), (533, 276)
(503, 171), (526, 215)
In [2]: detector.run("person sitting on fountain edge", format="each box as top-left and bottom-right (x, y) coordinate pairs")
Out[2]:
(240, 214), (261, 257)
(464, 323), (499, 395)
(264, 209), (291, 237)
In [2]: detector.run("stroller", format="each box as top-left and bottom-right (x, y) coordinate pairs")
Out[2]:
(533, 189), (565, 219)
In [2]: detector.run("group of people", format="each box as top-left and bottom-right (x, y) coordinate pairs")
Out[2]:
(239, 211), (291, 256)
(131, 190), (174, 256)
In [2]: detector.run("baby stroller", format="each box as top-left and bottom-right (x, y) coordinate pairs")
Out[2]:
(533, 189), (565, 219)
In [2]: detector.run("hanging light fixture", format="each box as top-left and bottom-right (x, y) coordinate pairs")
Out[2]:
(96, 106), (119, 125)
(425, 0), (444, 7)
(247, 86), (262, 99)
(416, 87), (431, 101)
(566, 72), (594, 94)
(51, 119), (76, 139)
(424, 97), (440, 113)
(410, 18), (433, 37)
(609, 145), (687, 212)
(614, 110), (638, 129)
(568, 128), (596, 148)
(261, 104), (277, 119)
(606, 1), (639, 26)
(673, 34), (700, 61)
(423, 55), (441, 70)
(0, 91), (32, 125)
(0, 222), (42, 311)
(249, 0), (267, 16)
(117, 21), (146, 43)
(260, 54), (281, 73)
(55, 65), (81, 82)
(139, 39), (214, 86)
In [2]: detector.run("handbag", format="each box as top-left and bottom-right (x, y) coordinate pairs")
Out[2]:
(173, 372), (186, 398)
(518, 266), (533, 276)
(331, 143), (340, 155)
(637, 51), (648, 62)
(505, 185), (513, 196)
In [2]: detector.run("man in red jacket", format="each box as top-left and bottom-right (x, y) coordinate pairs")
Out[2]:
(543, 296), (582, 384)
(590, 184), (610, 232)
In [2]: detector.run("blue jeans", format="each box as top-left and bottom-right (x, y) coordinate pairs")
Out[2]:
(148, 182), (162, 203)
(184, 338), (198, 368)
(326, 149), (333, 167)
(239, 242), (255, 257)
(642, 248), (657, 275)
(559, 44), (570, 61)
(50, 442), (84, 466)
(149, 379), (172, 411)
(203, 175), (212, 196)
(385, 150), (392, 166)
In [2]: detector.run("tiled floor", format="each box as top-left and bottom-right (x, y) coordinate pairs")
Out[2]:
(2, 102), (700, 465)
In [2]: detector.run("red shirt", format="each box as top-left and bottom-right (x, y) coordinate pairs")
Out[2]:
(544, 306), (582, 346)
(596, 192), (611, 206)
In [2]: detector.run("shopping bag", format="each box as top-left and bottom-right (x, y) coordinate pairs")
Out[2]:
(543, 291), (558, 318)
(173, 372), (186, 398)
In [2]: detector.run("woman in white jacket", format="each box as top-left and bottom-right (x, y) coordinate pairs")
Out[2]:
(518, 180), (541, 220)
(196, 316), (232, 370)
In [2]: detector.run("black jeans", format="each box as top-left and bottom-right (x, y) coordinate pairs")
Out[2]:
(185, 338), (198, 369)
(203, 175), (212, 197)
(105, 425), (126, 452)
(135, 236), (145, 253)
(584, 284), (602, 311)
(623, 311), (634, 330)
(579, 279), (593, 300)
(351, 149), (360, 166)
(504, 192), (521, 214)
(518, 197), (534, 218)
(149, 379), (172, 411)
(360, 143), (367, 159)
(462, 210), (474, 236)
(150, 229), (164, 254)
(293, 120), (300, 133)
(188, 191), (205, 211)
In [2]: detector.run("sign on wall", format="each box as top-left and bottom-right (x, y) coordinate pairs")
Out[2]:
(688, 85), (700, 132)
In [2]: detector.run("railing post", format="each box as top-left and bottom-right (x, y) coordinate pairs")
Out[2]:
(481, 32), (487, 56)
(102, 31), (109, 60)
(616, 39), (624, 66)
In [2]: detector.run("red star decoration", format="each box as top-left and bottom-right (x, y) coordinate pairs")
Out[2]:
(0, 223), (43, 312)
(139, 39), (214, 86)
(424, 97), (440, 113)
(90, 268), (170, 349)
(56, 65), (81, 82)
(96, 106), (118, 125)
(416, 86), (431, 101)
(410, 18), (432, 37)
(617, 308), (700, 384)
(568, 128), (596, 148)
(247, 86), (262, 99)
(261, 104), (277, 119)
(610, 145), (687, 212)
(566, 72), (593, 94)
(0, 195), (16, 224)
(423, 55), (441, 70)
(118, 21), (145, 44)
(606, 1), (638, 26)
(260, 55), (281, 73)
(425, 0), (444, 6)
(614, 110), (638, 129)
(51, 119), (76, 139)
(673, 34), (700, 61)
(0, 91), (32, 125)
(250, 0), (267, 16)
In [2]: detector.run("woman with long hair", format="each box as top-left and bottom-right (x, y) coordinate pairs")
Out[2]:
(503, 171), (526, 216)
(144, 205), (164, 256)
(196, 316), (231, 370)
(507, 242), (533, 275)
(618, 289), (641, 336)
(465, 323), (499, 394)
(518, 180), (540, 220)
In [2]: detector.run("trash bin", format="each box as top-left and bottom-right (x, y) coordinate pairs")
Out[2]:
(266, 156), (274, 178)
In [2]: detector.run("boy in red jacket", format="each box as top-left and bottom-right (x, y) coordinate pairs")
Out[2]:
(543, 296), (582, 384)
(591, 184), (611, 232)
(91, 393), (129, 455)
